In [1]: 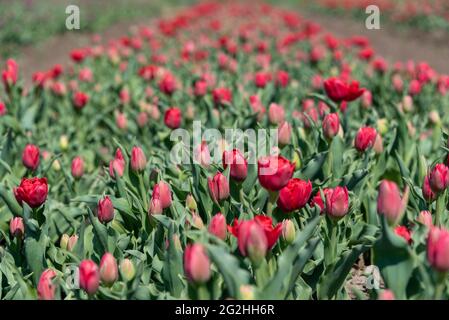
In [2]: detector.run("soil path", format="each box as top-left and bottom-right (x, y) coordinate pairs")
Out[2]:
(301, 9), (449, 74)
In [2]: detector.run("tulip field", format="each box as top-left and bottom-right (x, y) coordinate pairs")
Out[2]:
(2, 1), (449, 301)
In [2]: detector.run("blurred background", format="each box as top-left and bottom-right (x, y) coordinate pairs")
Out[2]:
(1, 0), (449, 78)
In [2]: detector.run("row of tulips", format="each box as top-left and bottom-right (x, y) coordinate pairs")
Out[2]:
(1, 1), (449, 300)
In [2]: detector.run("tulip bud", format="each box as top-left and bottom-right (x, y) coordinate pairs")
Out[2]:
(184, 243), (211, 284)
(164, 107), (182, 129)
(67, 235), (78, 251)
(354, 127), (377, 152)
(9, 217), (24, 238)
(427, 226), (449, 273)
(120, 259), (136, 281)
(152, 181), (172, 209)
(361, 90), (372, 108)
(109, 149), (125, 179)
(60, 234), (69, 250)
(192, 213), (204, 229)
(418, 210), (433, 228)
(292, 150), (301, 169)
(325, 186), (349, 220)
(137, 112), (148, 128)
(186, 194), (197, 212)
(277, 121), (291, 147)
(373, 133), (383, 154)
(193, 141), (211, 168)
(322, 113), (340, 139)
(429, 110), (441, 125)
(208, 172), (230, 203)
(22, 144), (40, 171)
(282, 219), (296, 244)
(377, 118), (388, 135)
(115, 112), (128, 130)
(97, 196), (115, 223)
(268, 103), (285, 125)
(402, 95), (413, 112)
(149, 197), (163, 215)
(208, 213), (227, 240)
(100, 253), (118, 287)
(79, 260), (100, 295)
(37, 269), (57, 300)
(429, 164), (449, 193)
(71, 156), (84, 179)
(240, 285), (255, 300)
(377, 180), (408, 225)
(423, 174), (437, 202)
(378, 290), (395, 300)
(243, 221), (268, 266)
(59, 135), (69, 151)
(52, 159), (61, 171)
(222, 149), (248, 182)
(130, 146), (147, 172)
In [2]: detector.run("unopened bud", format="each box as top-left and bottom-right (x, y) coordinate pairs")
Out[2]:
(120, 259), (135, 281)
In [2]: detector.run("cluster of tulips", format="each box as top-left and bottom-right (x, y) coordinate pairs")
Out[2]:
(2, 1), (449, 300)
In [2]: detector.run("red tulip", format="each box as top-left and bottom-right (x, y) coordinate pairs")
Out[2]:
(212, 87), (232, 106)
(208, 213), (227, 240)
(97, 196), (114, 223)
(276, 70), (289, 87)
(222, 149), (247, 182)
(324, 77), (364, 103)
(100, 253), (118, 287)
(0, 101), (7, 116)
(322, 113), (340, 139)
(354, 127), (377, 152)
(418, 210), (433, 227)
(257, 155), (295, 191)
(71, 156), (84, 179)
(194, 141), (211, 168)
(429, 164), (449, 193)
(325, 186), (349, 219)
(310, 188), (333, 212)
(2, 59), (18, 89)
(149, 197), (163, 215)
(194, 80), (208, 96)
(79, 260), (100, 295)
(73, 91), (89, 109)
(208, 172), (230, 203)
(109, 148), (125, 178)
(9, 217), (24, 238)
(164, 107), (182, 129)
(22, 144), (40, 171)
(394, 225), (412, 244)
(152, 181), (172, 209)
(268, 103), (285, 125)
(159, 73), (177, 95)
(277, 178), (312, 212)
(377, 180), (408, 225)
(378, 290), (395, 300)
(37, 269), (57, 300)
(14, 177), (48, 208)
(229, 215), (282, 264)
(423, 175), (437, 202)
(427, 226), (449, 272)
(278, 121), (291, 146)
(254, 71), (271, 88)
(184, 243), (211, 283)
(130, 146), (147, 172)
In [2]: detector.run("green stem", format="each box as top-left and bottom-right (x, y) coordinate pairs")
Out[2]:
(435, 191), (446, 227)
(266, 191), (278, 216)
(138, 174), (148, 212)
(196, 284), (210, 300)
(325, 220), (338, 267)
(254, 260), (269, 288)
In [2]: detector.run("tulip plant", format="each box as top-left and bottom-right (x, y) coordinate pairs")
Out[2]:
(1, 1), (449, 301)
